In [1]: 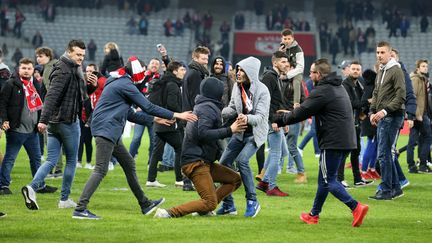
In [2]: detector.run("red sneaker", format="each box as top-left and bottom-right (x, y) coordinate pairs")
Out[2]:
(361, 171), (372, 180)
(300, 212), (319, 224)
(369, 169), (381, 179)
(266, 186), (289, 197)
(352, 202), (369, 227)
(256, 181), (269, 192)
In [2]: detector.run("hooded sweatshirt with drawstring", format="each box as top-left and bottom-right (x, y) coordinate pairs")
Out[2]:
(370, 58), (406, 116)
(222, 56), (270, 148)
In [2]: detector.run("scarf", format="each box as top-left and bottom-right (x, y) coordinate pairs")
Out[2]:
(141, 70), (161, 93)
(21, 77), (43, 112)
(240, 83), (253, 113)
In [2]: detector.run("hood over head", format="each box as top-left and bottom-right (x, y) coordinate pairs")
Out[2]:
(236, 56), (261, 85)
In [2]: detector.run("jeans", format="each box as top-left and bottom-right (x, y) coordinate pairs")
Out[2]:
(129, 111), (154, 162)
(263, 129), (285, 189)
(161, 143), (174, 167)
(168, 161), (241, 217)
(76, 137), (150, 211)
(407, 115), (432, 168)
(311, 149), (357, 216)
(0, 131), (41, 188)
(286, 123), (305, 173)
(147, 131), (183, 182)
(298, 117), (320, 155)
(376, 115), (404, 193)
(30, 121), (80, 201)
(362, 136), (377, 171)
(220, 134), (259, 206)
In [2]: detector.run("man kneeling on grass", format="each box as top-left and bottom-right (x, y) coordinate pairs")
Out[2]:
(275, 58), (369, 227)
(154, 77), (245, 218)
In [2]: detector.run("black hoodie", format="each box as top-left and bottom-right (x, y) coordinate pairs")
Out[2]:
(182, 60), (209, 111)
(210, 56), (233, 107)
(276, 72), (356, 150)
(261, 67), (283, 123)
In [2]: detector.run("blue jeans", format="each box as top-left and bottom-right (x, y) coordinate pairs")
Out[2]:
(298, 117), (320, 155)
(376, 115), (404, 193)
(286, 123), (305, 173)
(30, 121), (80, 201)
(162, 143), (174, 167)
(263, 129), (285, 189)
(0, 131), (41, 188)
(129, 111), (154, 162)
(312, 149), (357, 215)
(220, 134), (259, 205)
(362, 136), (378, 171)
(407, 115), (432, 168)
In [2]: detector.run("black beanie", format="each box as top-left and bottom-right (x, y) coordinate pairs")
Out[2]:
(200, 77), (224, 100)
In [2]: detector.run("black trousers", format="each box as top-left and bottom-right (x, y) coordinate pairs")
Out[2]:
(338, 126), (362, 183)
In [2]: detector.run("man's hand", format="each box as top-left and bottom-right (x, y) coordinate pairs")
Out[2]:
(37, 122), (47, 133)
(158, 45), (167, 57)
(372, 110), (386, 124)
(293, 103), (300, 109)
(237, 114), (248, 124)
(283, 125), (289, 133)
(1, 121), (9, 131)
(407, 119), (414, 128)
(230, 119), (248, 133)
(271, 123), (279, 132)
(87, 74), (98, 87)
(173, 111), (198, 122)
(154, 117), (175, 126)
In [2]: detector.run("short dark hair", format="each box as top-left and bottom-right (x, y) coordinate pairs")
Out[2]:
(350, 60), (362, 66)
(313, 58), (331, 77)
(272, 51), (288, 63)
(416, 59), (428, 69)
(281, 28), (294, 36)
(35, 47), (54, 60)
(19, 57), (34, 66)
(192, 46), (210, 59)
(167, 61), (186, 73)
(391, 48), (399, 55)
(67, 39), (86, 52)
(87, 63), (98, 71)
(377, 41), (391, 51)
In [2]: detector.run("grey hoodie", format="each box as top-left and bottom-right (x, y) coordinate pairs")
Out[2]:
(222, 56), (270, 147)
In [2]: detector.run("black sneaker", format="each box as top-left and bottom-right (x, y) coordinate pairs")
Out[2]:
(392, 188), (404, 199)
(157, 165), (174, 172)
(418, 166), (432, 174)
(141, 198), (165, 215)
(0, 212), (6, 218)
(0, 187), (12, 195)
(408, 166), (418, 174)
(36, 185), (58, 194)
(183, 184), (195, 191)
(368, 190), (392, 200)
(354, 180), (374, 188)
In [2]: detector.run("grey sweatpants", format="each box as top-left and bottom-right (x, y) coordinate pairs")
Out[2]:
(76, 136), (149, 211)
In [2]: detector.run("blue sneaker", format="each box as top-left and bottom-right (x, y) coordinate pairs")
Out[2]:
(72, 209), (100, 220)
(142, 198), (165, 215)
(400, 179), (410, 189)
(244, 200), (261, 218)
(215, 203), (238, 215)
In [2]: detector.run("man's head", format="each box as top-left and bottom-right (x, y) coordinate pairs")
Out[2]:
(236, 66), (249, 84)
(35, 47), (54, 65)
(18, 58), (34, 79)
(338, 60), (351, 78)
(272, 51), (289, 75)
(167, 61), (187, 80)
(390, 48), (399, 62)
(192, 46), (210, 66)
(376, 41), (392, 65)
(66, 40), (86, 66)
(148, 58), (161, 73)
(310, 58), (331, 82)
(85, 63), (98, 79)
(415, 59), (428, 75)
(212, 57), (225, 75)
(200, 77), (224, 101)
(349, 60), (362, 79)
(281, 28), (295, 48)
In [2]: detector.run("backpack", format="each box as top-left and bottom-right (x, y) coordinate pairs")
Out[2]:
(146, 78), (167, 107)
(0, 67), (11, 90)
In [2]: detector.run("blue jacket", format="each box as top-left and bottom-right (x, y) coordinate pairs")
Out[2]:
(91, 76), (174, 144)
(400, 62), (416, 120)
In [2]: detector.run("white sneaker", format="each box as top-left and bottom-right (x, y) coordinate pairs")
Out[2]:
(153, 208), (171, 218)
(341, 180), (350, 189)
(146, 181), (167, 188)
(84, 163), (94, 170)
(108, 162), (114, 171)
(174, 181), (184, 187)
(76, 163), (83, 168)
(41, 155), (45, 162)
(21, 185), (39, 210)
(191, 211), (215, 217)
(315, 154), (320, 158)
(298, 148), (303, 157)
(58, 199), (77, 209)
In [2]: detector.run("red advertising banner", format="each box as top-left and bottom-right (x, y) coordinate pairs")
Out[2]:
(234, 32), (316, 56)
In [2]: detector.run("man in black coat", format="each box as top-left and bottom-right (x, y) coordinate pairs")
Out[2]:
(275, 58), (369, 227)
